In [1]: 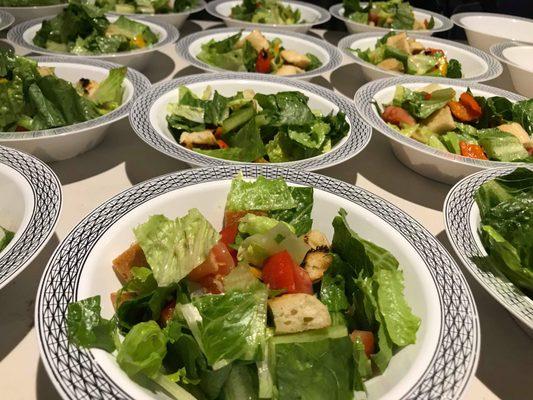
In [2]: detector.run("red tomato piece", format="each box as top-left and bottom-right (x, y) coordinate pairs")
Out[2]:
(160, 300), (176, 326)
(188, 241), (235, 281)
(217, 139), (229, 149)
(262, 251), (297, 293)
(459, 141), (488, 160)
(350, 330), (376, 357)
(220, 223), (239, 247)
(255, 50), (271, 74)
(292, 265), (313, 295)
(382, 105), (416, 127)
(459, 92), (482, 117)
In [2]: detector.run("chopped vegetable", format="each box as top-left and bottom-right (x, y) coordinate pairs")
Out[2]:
(344, 0), (426, 30)
(230, 0), (303, 25)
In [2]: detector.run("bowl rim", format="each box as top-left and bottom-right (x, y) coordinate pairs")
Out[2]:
(451, 11), (533, 44)
(0, 9), (14, 31)
(206, 0), (331, 28)
(0, 145), (62, 290)
(35, 164), (480, 400)
(490, 40), (533, 74)
(0, 2), (66, 10)
(338, 31), (503, 82)
(107, 0), (206, 18)
(329, 3), (453, 34)
(129, 72), (372, 171)
(443, 165), (533, 330)
(0, 57), (151, 140)
(7, 14), (180, 59)
(354, 75), (530, 169)
(175, 26), (343, 79)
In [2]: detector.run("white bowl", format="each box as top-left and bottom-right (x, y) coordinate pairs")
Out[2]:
(339, 32), (502, 82)
(206, 0), (330, 33)
(0, 145), (61, 290)
(490, 41), (533, 97)
(109, 0), (205, 28)
(0, 3), (65, 25)
(329, 3), (453, 35)
(0, 57), (151, 162)
(36, 165), (479, 400)
(7, 15), (179, 71)
(451, 12), (533, 52)
(0, 9), (14, 31)
(129, 72), (371, 170)
(354, 76), (529, 184)
(444, 166), (533, 333)
(176, 27), (343, 80)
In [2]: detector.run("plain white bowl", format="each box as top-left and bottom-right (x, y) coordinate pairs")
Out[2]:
(354, 76), (529, 184)
(339, 32), (502, 82)
(0, 3), (65, 25)
(451, 12), (533, 52)
(0, 57), (151, 162)
(490, 41), (533, 97)
(129, 73), (371, 170)
(329, 3), (453, 35)
(176, 27), (343, 80)
(36, 165), (479, 400)
(206, 0), (330, 33)
(0, 9), (14, 31)
(7, 15), (179, 71)
(109, 0), (205, 28)
(444, 166), (533, 333)
(0, 145), (62, 290)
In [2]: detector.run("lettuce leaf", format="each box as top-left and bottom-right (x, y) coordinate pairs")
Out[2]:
(90, 66), (126, 111)
(134, 209), (220, 286)
(269, 186), (313, 237)
(0, 226), (14, 252)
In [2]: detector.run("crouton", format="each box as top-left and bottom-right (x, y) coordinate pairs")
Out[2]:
(38, 66), (55, 77)
(274, 65), (305, 76)
(418, 83), (442, 94)
(498, 122), (531, 145)
(302, 230), (330, 251)
(244, 29), (270, 53)
(77, 78), (100, 98)
(280, 50), (311, 69)
(268, 293), (331, 334)
(422, 105), (456, 134)
(376, 58), (404, 72)
(386, 32), (410, 54)
(112, 243), (148, 285)
(179, 130), (218, 150)
(413, 19), (426, 30)
(110, 291), (136, 310)
(303, 252), (333, 282)
(408, 39), (425, 54)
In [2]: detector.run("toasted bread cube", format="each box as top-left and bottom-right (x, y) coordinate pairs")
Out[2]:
(498, 122), (531, 145)
(268, 293), (331, 334)
(179, 130), (217, 150)
(244, 29), (269, 53)
(377, 58), (404, 72)
(110, 291), (136, 310)
(303, 251), (333, 282)
(274, 65), (305, 76)
(112, 243), (148, 285)
(302, 230), (330, 251)
(422, 105), (456, 134)
(386, 32), (410, 54)
(408, 38), (425, 54)
(280, 50), (311, 69)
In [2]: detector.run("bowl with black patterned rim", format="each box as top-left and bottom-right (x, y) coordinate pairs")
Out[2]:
(354, 76), (529, 184)
(329, 3), (453, 36)
(0, 56), (151, 162)
(36, 165), (479, 400)
(0, 9), (14, 31)
(0, 145), (61, 290)
(129, 72), (371, 170)
(175, 27), (343, 80)
(444, 166), (533, 332)
(206, 0), (330, 33)
(338, 32), (502, 82)
(7, 15), (180, 71)
(490, 41), (533, 98)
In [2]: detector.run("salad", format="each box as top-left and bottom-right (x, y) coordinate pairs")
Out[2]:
(197, 29), (322, 75)
(380, 84), (533, 162)
(166, 86), (349, 163)
(474, 168), (533, 298)
(230, 0), (303, 25)
(33, 1), (159, 55)
(0, 225), (13, 253)
(66, 175), (420, 398)
(0, 49), (126, 132)
(351, 32), (462, 78)
(93, 0), (197, 14)
(343, 0), (433, 30)
(0, 0), (63, 5)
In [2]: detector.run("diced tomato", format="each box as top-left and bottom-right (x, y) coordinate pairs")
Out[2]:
(368, 11), (379, 25)
(224, 210), (266, 227)
(263, 251), (296, 293)
(459, 141), (488, 160)
(424, 48), (444, 56)
(459, 92), (482, 117)
(198, 274), (224, 294)
(255, 50), (271, 74)
(292, 265), (313, 295)
(214, 126), (223, 139)
(350, 330), (376, 357)
(15, 126), (28, 132)
(188, 241), (235, 281)
(112, 243), (149, 285)
(217, 139), (229, 149)
(448, 101), (477, 122)
(160, 300), (176, 326)
(220, 223), (239, 247)
(382, 105), (416, 127)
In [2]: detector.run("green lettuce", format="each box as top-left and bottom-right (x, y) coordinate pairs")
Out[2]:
(0, 226), (14, 252)
(89, 66), (126, 111)
(238, 213), (294, 236)
(269, 186), (313, 236)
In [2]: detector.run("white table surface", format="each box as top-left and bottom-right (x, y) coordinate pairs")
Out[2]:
(0, 19), (532, 400)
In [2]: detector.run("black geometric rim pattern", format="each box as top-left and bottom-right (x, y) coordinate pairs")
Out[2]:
(0, 9), (15, 31)
(444, 166), (533, 329)
(206, 0), (331, 28)
(489, 40), (530, 69)
(129, 72), (372, 171)
(338, 32), (503, 82)
(354, 76), (528, 168)
(109, 0), (206, 17)
(329, 4), (454, 34)
(175, 26), (343, 80)
(37, 165), (479, 400)
(0, 145), (62, 289)
(0, 57), (151, 140)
